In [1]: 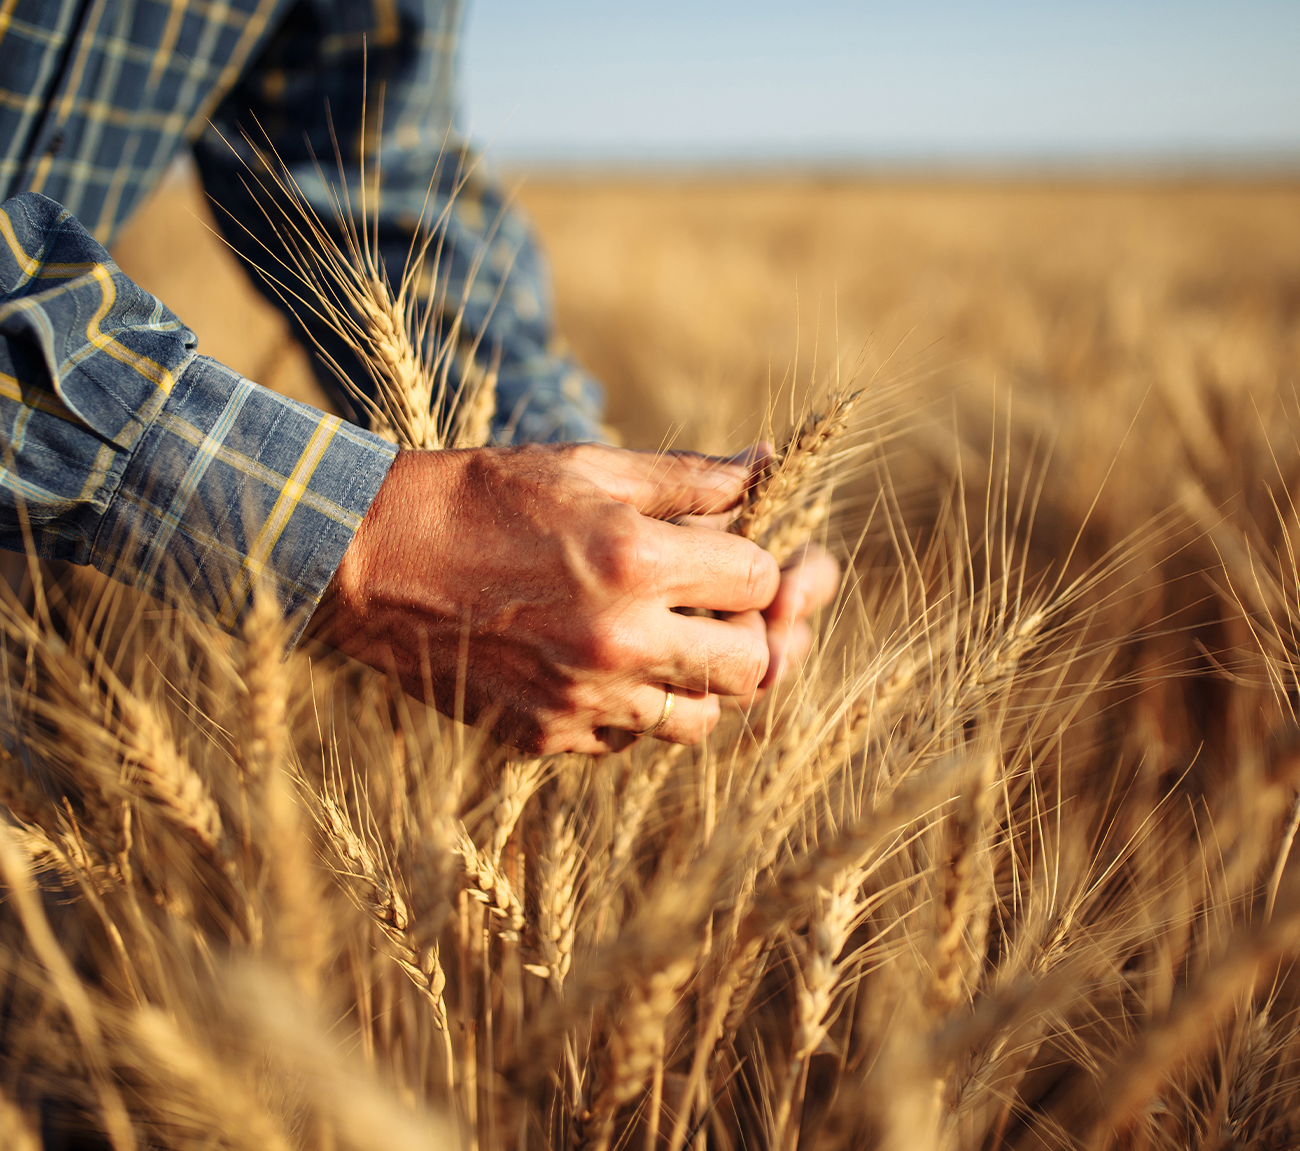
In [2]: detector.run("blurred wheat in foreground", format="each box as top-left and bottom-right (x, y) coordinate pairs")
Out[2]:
(9, 174), (1300, 1151)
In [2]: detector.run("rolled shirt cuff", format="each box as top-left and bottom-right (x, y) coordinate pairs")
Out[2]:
(90, 353), (398, 642)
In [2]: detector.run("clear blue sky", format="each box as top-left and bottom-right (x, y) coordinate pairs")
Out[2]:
(460, 1), (1300, 165)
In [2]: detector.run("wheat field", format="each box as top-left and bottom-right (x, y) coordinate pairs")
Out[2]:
(2, 171), (1300, 1151)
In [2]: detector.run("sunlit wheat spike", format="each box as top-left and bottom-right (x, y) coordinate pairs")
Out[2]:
(579, 955), (695, 1151)
(735, 389), (861, 546)
(455, 820), (524, 934)
(486, 756), (546, 865)
(7, 819), (112, 891)
(452, 354), (499, 449)
(762, 485), (833, 567)
(527, 794), (579, 997)
(348, 267), (440, 449)
(230, 124), (509, 454)
(117, 694), (224, 857)
(309, 784), (444, 1016)
(928, 754), (1000, 1016)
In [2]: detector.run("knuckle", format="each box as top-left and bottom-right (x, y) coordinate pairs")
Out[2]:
(568, 442), (604, 466)
(573, 619), (638, 672)
(596, 504), (651, 589)
(535, 717), (599, 756)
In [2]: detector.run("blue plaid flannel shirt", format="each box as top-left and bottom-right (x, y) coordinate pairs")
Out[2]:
(0, 0), (606, 633)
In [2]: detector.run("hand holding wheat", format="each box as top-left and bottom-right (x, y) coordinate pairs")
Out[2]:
(308, 443), (782, 752)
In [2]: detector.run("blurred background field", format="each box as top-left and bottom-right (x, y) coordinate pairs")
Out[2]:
(520, 174), (1300, 462)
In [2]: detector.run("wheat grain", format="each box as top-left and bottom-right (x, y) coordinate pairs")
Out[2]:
(527, 793), (579, 998)
(117, 694), (224, 858)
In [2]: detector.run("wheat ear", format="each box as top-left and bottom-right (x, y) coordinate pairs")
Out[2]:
(117, 693), (224, 858)
(313, 787), (452, 1036)
(763, 485), (834, 567)
(773, 866), (870, 1151)
(580, 956), (696, 1151)
(928, 754), (1000, 1015)
(486, 757), (546, 865)
(735, 390), (861, 546)
(355, 270), (441, 449)
(524, 792), (579, 998)
(455, 821), (525, 935)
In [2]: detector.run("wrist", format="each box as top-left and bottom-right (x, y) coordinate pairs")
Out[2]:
(305, 448), (465, 648)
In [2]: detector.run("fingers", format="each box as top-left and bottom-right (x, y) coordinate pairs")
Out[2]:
(616, 535), (832, 700)
(631, 684), (719, 744)
(583, 443), (774, 519)
(643, 518), (781, 614)
(764, 545), (842, 624)
(653, 608), (771, 698)
(591, 686), (720, 753)
(760, 617), (814, 691)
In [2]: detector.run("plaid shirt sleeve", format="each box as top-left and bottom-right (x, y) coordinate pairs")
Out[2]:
(0, 192), (397, 634)
(191, 0), (610, 446)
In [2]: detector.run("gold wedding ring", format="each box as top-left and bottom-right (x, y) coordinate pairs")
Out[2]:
(633, 686), (675, 737)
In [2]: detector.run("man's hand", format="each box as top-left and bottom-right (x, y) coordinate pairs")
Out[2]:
(308, 443), (782, 754)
